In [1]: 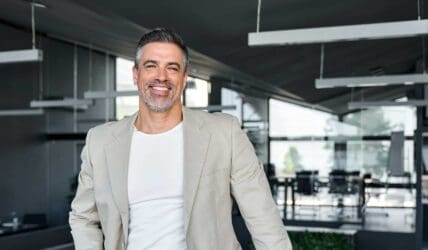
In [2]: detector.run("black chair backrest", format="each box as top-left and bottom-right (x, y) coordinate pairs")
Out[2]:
(329, 170), (348, 194)
(329, 170), (360, 194)
(295, 170), (319, 195)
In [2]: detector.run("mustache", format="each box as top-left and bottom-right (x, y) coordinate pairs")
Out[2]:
(144, 80), (174, 89)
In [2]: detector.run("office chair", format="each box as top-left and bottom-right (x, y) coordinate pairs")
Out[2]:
(264, 163), (278, 198)
(293, 170), (319, 216)
(385, 131), (414, 226)
(362, 131), (407, 221)
(386, 131), (411, 192)
(328, 170), (360, 219)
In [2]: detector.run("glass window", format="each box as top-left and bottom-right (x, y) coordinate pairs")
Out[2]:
(115, 58), (138, 120)
(270, 141), (334, 177)
(269, 99), (338, 137)
(116, 58), (135, 91)
(343, 107), (416, 136)
(342, 106), (416, 178)
(269, 98), (417, 211)
(184, 77), (209, 108)
(346, 140), (414, 178)
(221, 88), (242, 122)
(269, 98), (339, 176)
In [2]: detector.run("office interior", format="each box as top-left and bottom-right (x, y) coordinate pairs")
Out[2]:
(1, 0), (428, 249)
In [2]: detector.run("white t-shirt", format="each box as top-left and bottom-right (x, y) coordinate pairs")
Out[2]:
(127, 122), (186, 250)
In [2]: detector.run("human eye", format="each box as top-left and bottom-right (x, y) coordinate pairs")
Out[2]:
(145, 64), (156, 69)
(167, 64), (180, 72)
(143, 61), (157, 69)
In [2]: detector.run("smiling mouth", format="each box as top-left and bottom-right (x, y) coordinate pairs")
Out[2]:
(151, 86), (171, 91)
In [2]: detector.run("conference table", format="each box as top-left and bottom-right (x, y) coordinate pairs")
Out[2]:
(271, 174), (415, 221)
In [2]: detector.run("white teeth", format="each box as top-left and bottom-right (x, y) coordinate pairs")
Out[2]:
(152, 86), (168, 91)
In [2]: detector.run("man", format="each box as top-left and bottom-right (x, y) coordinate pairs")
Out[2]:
(69, 28), (291, 250)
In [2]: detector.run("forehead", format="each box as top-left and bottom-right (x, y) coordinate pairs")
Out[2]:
(140, 42), (184, 63)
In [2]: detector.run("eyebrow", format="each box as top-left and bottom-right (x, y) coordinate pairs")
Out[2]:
(142, 60), (181, 70)
(142, 60), (157, 66)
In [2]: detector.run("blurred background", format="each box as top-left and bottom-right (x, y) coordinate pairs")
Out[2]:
(0, 0), (428, 249)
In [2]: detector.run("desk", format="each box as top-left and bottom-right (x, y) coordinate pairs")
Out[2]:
(272, 175), (364, 220)
(272, 175), (416, 218)
(269, 176), (293, 219)
(361, 178), (416, 209)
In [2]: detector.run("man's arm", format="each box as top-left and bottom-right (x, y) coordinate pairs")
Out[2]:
(230, 117), (292, 250)
(69, 129), (104, 250)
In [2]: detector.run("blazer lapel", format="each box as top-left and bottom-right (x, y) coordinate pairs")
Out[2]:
(104, 113), (137, 241)
(183, 108), (211, 234)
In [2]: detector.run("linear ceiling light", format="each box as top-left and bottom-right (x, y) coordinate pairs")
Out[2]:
(248, 19), (428, 46)
(348, 100), (428, 109)
(0, 109), (44, 116)
(0, 49), (43, 64)
(0, 1), (46, 64)
(30, 99), (93, 110)
(315, 73), (428, 89)
(84, 90), (138, 99)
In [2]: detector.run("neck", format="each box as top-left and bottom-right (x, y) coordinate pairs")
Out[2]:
(135, 102), (183, 134)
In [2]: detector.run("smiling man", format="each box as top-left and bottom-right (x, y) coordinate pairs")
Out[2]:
(69, 28), (292, 250)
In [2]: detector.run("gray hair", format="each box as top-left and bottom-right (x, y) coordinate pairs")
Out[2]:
(135, 28), (189, 70)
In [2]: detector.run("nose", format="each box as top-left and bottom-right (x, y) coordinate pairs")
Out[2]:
(156, 67), (168, 82)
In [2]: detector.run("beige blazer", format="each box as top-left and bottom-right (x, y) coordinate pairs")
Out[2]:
(69, 108), (291, 250)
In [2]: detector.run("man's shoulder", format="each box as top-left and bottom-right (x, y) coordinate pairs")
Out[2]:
(188, 109), (236, 123)
(186, 109), (239, 132)
(87, 113), (135, 140)
(89, 118), (124, 133)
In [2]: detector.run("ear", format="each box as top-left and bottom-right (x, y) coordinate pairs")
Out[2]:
(132, 66), (138, 85)
(183, 71), (188, 88)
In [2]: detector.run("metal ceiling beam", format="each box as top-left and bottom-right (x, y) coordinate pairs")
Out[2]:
(315, 74), (428, 89)
(249, 19), (428, 46)
(0, 49), (43, 64)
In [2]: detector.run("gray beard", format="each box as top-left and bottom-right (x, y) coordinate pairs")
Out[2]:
(142, 94), (175, 112)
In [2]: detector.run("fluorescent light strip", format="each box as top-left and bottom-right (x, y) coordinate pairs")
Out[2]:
(0, 49), (43, 64)
(315, 74), (428, 89)
(84, 90), (138, 99)
(0, 109), (44, 116)
(248, 19), (428, 46)
(30, 99), (93, 109)
(348, 100), (428, 109)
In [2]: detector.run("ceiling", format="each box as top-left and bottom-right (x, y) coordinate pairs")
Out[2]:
(0, 0), (426, 114)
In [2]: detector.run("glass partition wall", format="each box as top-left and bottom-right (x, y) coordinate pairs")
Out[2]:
(269, 98), (417, 231)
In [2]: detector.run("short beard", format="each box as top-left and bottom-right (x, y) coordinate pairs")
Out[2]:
(143, 95), (175, 112)
(140, 81), (179, 112)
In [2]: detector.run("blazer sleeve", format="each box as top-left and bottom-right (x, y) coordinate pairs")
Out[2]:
(229, 117), (292, 250)
(69, 129), (104, 250)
